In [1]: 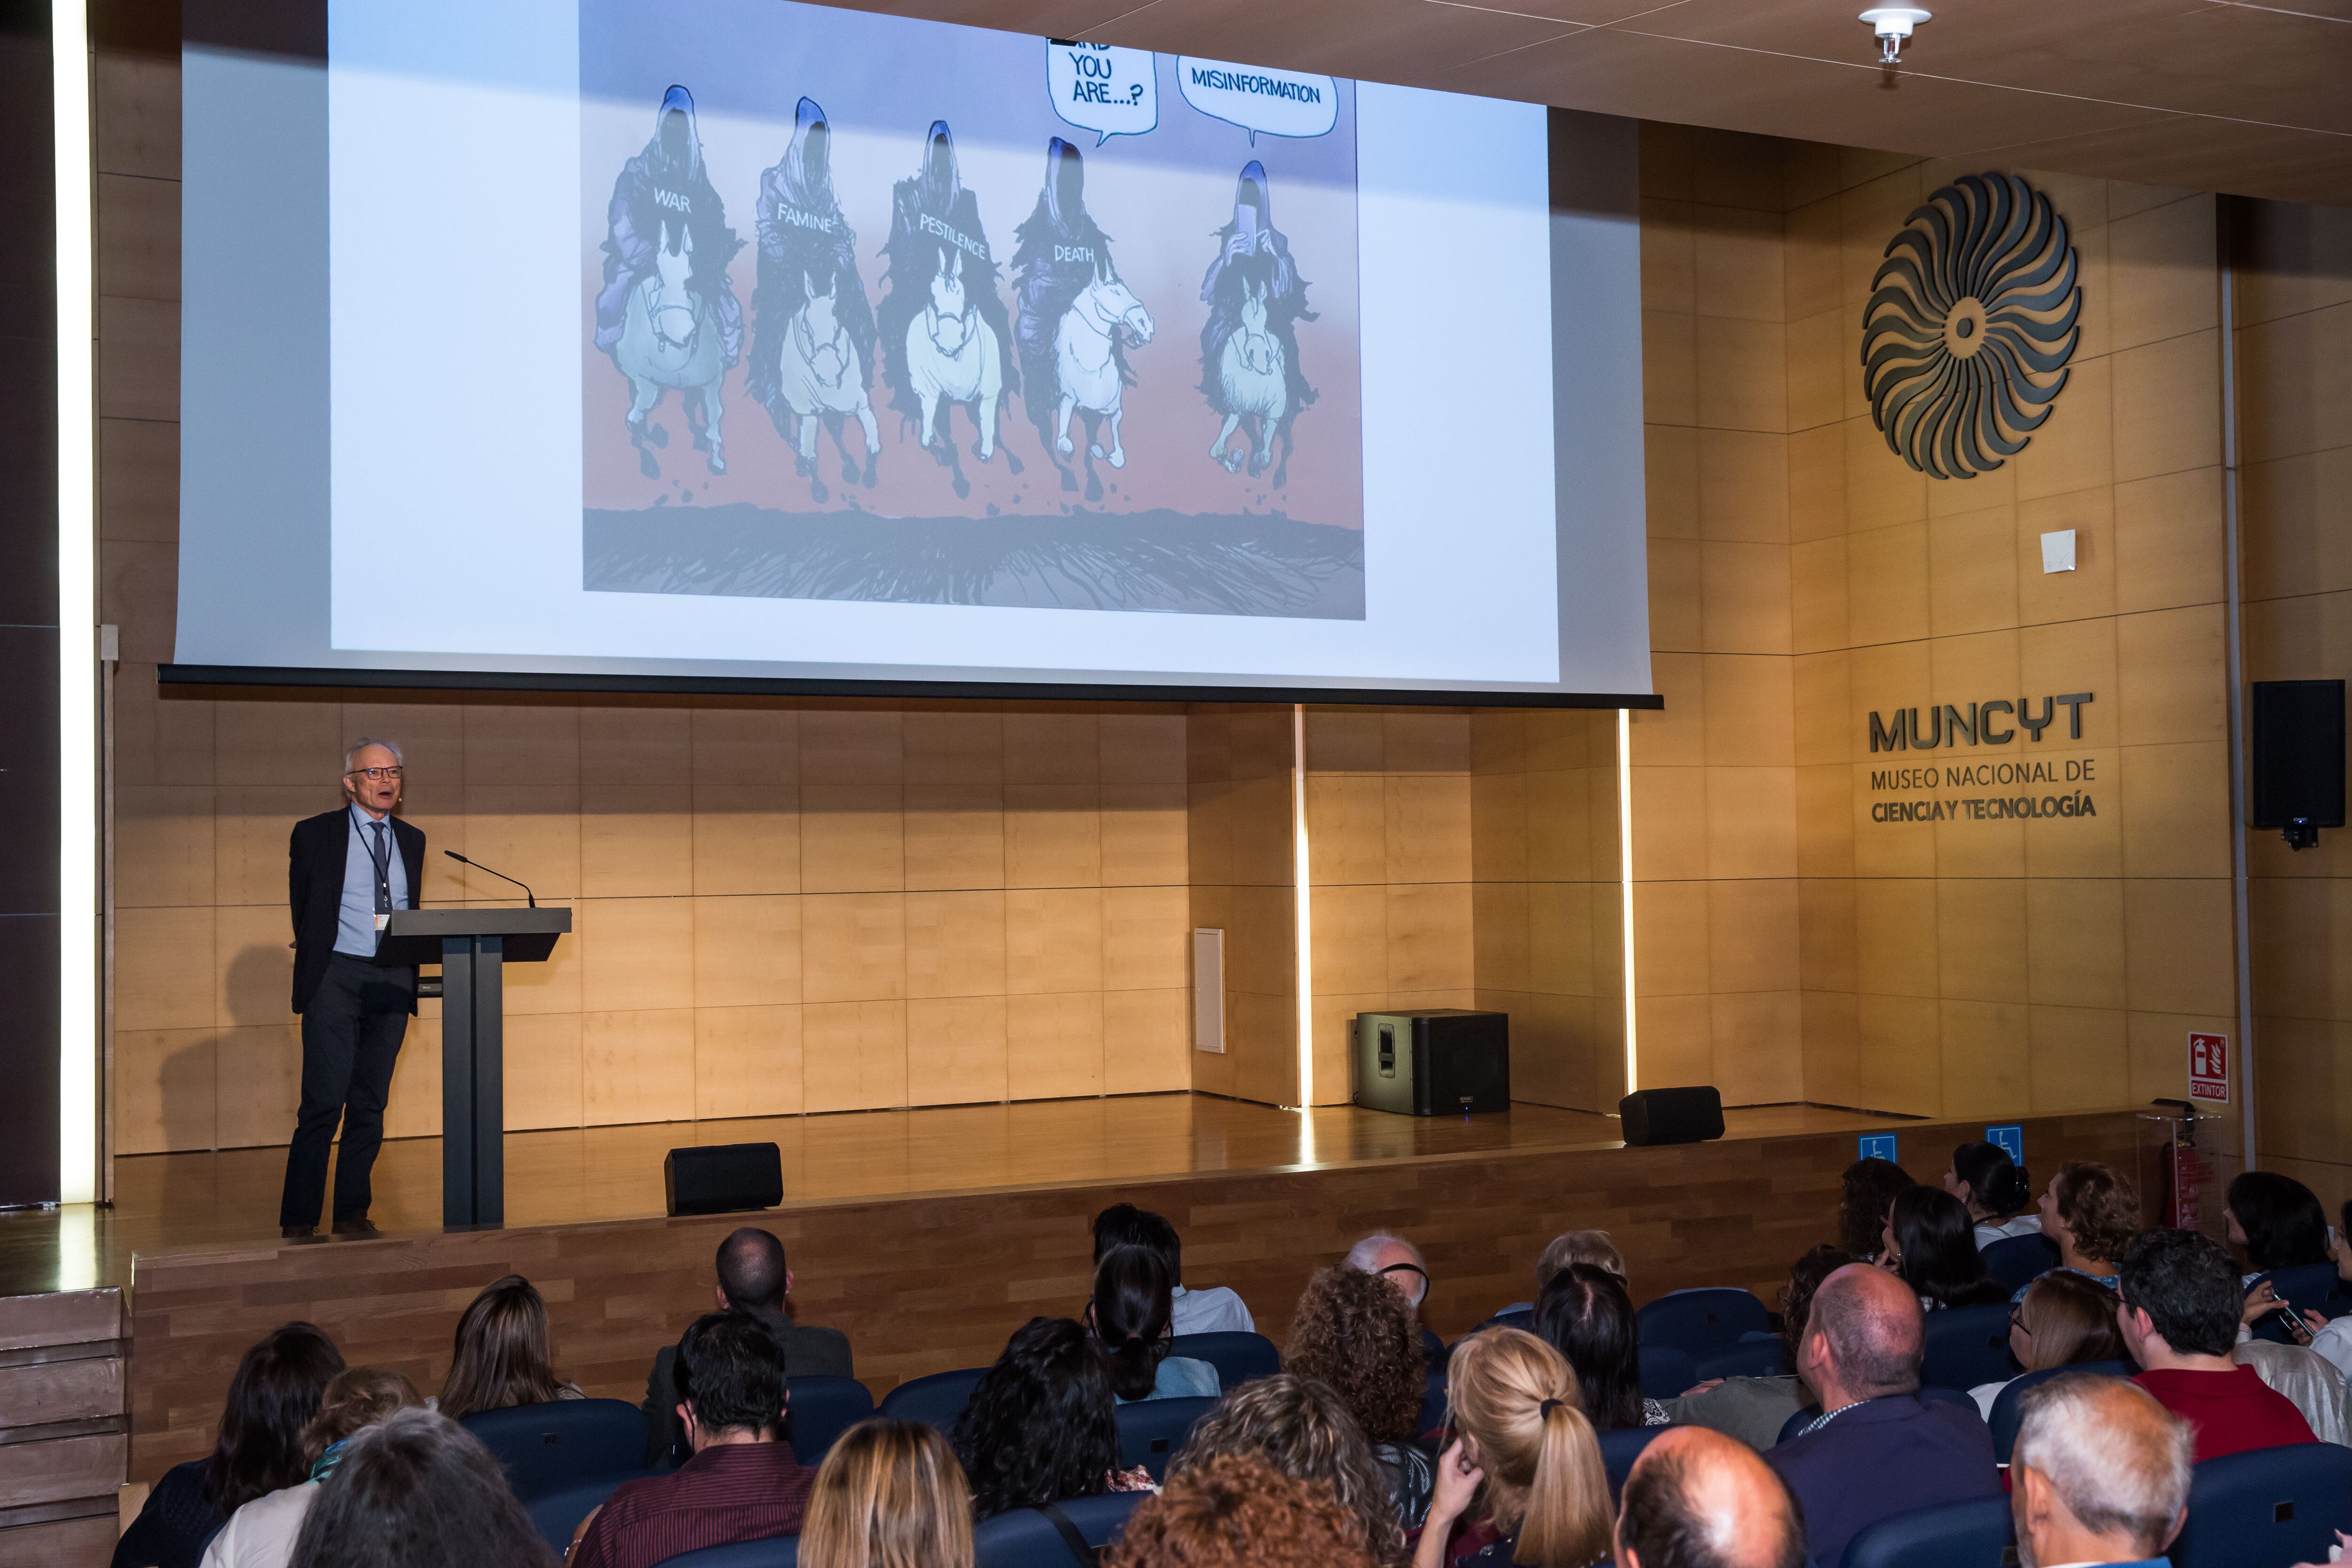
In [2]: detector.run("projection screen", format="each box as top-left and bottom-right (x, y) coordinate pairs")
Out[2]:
(171, 0), (1653, 704)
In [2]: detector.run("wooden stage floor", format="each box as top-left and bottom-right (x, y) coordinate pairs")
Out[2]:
(0, 1094), (1909, 1296)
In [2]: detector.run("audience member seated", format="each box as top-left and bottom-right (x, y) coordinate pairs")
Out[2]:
(798, 1417), (973, 1568)
(1663, 1245), (1850, 1450)
(1614, 1426), (1806, 1568)
(1766, 1264), (1999, 1568)
(1282, 1265), (1432, 1528)
(644, 1226), (854, 1468)
(1945, 1141), (2040, 1248)
(1968, 1268), (2128, 1418)
(1094, 1203), (1255, 1336)
(1839, 1158), (1913, 1263)
(116, 1322), (345, 1568)
(2009, 1374), (2191, 1568)
(436, 1274), (584, 1421)
(1883, 1186), (2011, 1312)
(1174, 1372), (1406, 1564)
(1494, 1230), (1628, 1318)
(2231, 1337), (2351, 1444)
(1348, 1234), (1433, 1316)
(2020, 1162), (2139, 1302)
(1534, 1262), (1668, 1429)
(571, 1312), (815, 1568)
(2226, 1171), (2333, 1344)
(2308, 1202), (2352, 1381)
(1113, 1453), (1380, 1568)
(1089, 1243), (1220, 1403)
(286, 1407), (556, 1568)
(2119, 1228), (2317, 1461)
(953, 1316), (1152, 1519)
(200, 1367), (423, 1568)
(1414, 1328), (1612, 1568)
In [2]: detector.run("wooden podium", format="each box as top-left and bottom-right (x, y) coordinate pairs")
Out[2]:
(376, 907), (571, 1228)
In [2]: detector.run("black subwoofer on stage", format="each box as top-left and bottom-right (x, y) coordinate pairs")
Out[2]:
(1618, 1086), (1724, 1146)
(1352, 1010), (1510, 1116)
(2250, 679), (2345, 851)
(665, 1142), (784, 1217)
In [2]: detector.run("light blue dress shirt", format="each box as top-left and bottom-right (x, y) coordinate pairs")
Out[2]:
(332, 804), (411, 957)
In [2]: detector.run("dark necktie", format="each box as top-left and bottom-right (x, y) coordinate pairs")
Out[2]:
(368, 820), (393, 916)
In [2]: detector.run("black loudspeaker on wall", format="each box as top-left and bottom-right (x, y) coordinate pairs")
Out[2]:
(1352, 1010), (1510, 1116)
(1618, 1086), (1724, 1146)
(665, 1142), (784, 1217)
(2250, 679), (2345, 852)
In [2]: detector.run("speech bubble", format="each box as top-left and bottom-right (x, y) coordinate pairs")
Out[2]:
(1176, 56), (1338, 143)
(1047, 41), (1157, 145)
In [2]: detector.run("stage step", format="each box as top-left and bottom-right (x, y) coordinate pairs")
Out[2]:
(0, 1289), (126, 1568)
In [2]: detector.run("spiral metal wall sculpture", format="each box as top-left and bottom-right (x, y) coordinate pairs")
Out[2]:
(1861, 172), (2081, 480)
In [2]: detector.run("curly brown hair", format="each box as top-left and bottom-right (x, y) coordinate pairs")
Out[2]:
(1175, 1374), (1404, 1565)
(1283, 1266), (1427, 1446)
(1112, 1453), (1379, 1568)
(2050, 1162), (2141, 1265)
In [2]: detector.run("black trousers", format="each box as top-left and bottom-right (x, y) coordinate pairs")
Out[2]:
(279, 953), (413, 1227)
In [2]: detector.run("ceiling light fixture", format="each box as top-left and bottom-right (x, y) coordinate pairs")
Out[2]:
(1859, 6), (1930, 64)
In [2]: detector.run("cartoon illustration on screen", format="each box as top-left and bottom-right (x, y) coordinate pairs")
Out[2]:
(745, 98), (881, 502)
(596, 86), (743, 478)
(877, 121), (1021, 499)
(1012, 138), (1152, 501)
(1199, 161), (1315, 486)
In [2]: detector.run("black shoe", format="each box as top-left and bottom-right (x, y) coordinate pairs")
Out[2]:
(281, 1224), (316, 1240)
(331, 1217), (381, 1237)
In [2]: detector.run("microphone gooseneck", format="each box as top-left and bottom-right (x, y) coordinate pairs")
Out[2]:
(445, 849), (538, 908)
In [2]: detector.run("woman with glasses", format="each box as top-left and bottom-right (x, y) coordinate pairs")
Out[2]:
(1966, 1270), (2127, 1418)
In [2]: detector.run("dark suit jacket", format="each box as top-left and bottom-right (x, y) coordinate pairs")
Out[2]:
(642, 1310), (855, 1469)
(1767, 1393), (2000, 1568)
(289, 806), (427, 1014)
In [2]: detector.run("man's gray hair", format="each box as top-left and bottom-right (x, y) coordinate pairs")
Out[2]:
(2013, 1374), (2191, 1555)
(1345, 1233), (1428, 1306)
(344, 737), (405, 773)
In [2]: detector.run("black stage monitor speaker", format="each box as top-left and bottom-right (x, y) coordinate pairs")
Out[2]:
(665, 1142), (783, 1217)
(2250, 679), (2345, 851)
(1619, 1086), (1724, 1146)
(1352, 1010), (1510, 1116)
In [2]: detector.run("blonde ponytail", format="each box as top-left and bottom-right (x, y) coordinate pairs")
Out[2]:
(1443, 1329), (1613, 1568)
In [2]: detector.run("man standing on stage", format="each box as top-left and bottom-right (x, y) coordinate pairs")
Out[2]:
(280, 739), (426, 1238)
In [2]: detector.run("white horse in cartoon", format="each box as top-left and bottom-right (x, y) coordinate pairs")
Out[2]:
(774, 266), (880, 503)
(905, 247), (1003, 498)
(613, 221), (728, 478)
(1209, 276), (1285, 476)
(1054, 264), (1153, 479)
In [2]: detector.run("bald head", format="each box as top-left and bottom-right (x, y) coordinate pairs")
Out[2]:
(1345, 1234), (1428, 1309)
(1802, 1264), (1923, 1401)
(1616, 1427), (1805, 1568)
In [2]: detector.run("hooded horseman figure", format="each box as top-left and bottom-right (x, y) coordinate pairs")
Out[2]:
(596, 85), (743, 379)
(748, 98), (876, 439)
(1012, 138), (1127, 480)
(878, 121), (1018, 468)
(1199, 160), (1316, 485)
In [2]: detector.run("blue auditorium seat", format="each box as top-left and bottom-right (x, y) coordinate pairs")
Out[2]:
(463, 1398), (648, 1502)
(656, 1534), (800, 1567)
(877, 1367), (987, 1432)
(1422, 1326), (1449, 1368)
(1980, 1234), (2060, 1293)
(1985, 1360), (2129, 1463)
(1168, 1331), (1279, 1388)
(1597, 1423), (1673, 1497)
(1470, 1307), (1535, 1335)
(2249, 1262), (2344, 1345)
(975, 1493), (1147, 1568)
(527, 1472), (639, 1559)
(784, 1375), (874, 1466)
(1637, 1344), (1700, 1401)
(2168, 1442), (2352, 1568)
(1695, 1332), (1785, 1381)
(1115, 1394), (1219, 1480)
(1921, 1304), (2016, 1391)
(1839, 1494), (2013, 1568)
(1636, 1288), (1772, 1361)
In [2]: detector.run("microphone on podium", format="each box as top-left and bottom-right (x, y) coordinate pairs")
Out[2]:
(445, 850), (537, 908)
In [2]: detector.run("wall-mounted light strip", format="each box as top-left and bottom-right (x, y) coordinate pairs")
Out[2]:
(55, 0), (97, 1206)
(1618, 708), (1637, 1097)
(1291, 703), (1316, 1114)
